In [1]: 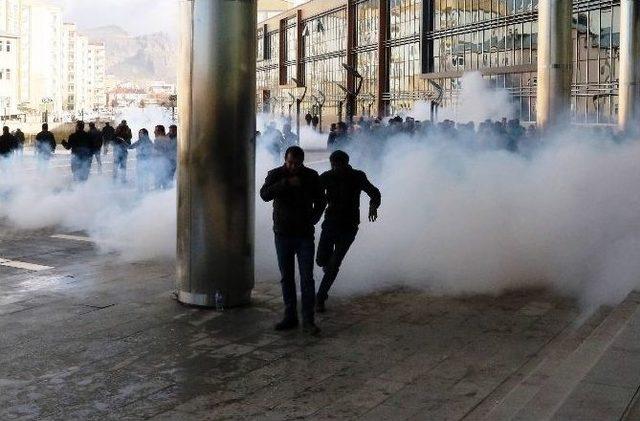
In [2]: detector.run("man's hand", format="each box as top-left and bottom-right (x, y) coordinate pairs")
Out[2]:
(368, 207), (378, 222)
(288, 176), (301, 187)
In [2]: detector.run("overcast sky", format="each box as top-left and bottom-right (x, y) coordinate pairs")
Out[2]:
(50, 0), (308, 37)
(51, 0), (178, 36)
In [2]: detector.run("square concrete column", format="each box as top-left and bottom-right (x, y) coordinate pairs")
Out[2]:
(619, 0), (640, 132)
(177, 0), (256, 308)
(536, 0), (573, 130)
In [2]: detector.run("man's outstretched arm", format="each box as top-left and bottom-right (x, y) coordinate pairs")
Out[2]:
(360, 173), (381, 222)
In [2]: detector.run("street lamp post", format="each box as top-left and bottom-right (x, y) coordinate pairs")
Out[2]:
(341, 63), (363, 122)
(290, 77), (307, 139)
(169, 94), (178, 122)
(428, 80), (443, 123)
(41, 97), (53, 124)
(311, 90), (326, 133)
(287, 93), (294, 119)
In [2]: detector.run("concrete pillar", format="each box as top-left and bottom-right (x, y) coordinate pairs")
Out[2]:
(177, 0), (256, 308)
(536, 0), (573, 129)
(618, 0), (640, 132)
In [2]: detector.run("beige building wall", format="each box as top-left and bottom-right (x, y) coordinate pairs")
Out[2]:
(87, 43), (105, 110)
(0, 33), (19, 115)
(62, 22), (76, 112)
(74, 34), (88, 115)
(0, 0), (20, 115)
(19, 0), (64, 116)
(258, 0), (294, 23)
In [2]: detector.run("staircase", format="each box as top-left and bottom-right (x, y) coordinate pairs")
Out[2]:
(464, 291), (640, 421)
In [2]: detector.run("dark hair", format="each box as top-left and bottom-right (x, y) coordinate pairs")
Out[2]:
(330, 150), (349, 166)
(76, 121), (85, 130)
(88, 122), (96, 128)
(42, 123), (48, 130)
(169, 125), (177, 130)
(285, 146), (304, 161)
(155, 125), (166, 135)
(139, 128), (149, 136)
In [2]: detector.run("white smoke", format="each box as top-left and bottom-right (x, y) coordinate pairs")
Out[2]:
(3, 78), (640, 310)
(335, 131), (640, 308)
(407, 71), (516, 124)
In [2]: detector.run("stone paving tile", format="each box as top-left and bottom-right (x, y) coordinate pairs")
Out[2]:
(551, 381), (634, 421)
(0, 223), (595, 420)
(582, 347), (640, 389)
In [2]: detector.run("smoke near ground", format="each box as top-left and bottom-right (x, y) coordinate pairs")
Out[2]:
(1, 78), (640, 309)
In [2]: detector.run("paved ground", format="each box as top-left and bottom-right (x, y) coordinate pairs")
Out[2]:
(2, 151), (639, 420)
(0, 219), (590, 420)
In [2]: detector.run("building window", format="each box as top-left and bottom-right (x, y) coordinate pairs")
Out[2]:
(6, 41), (10, 52)
(6, 69), (10, 80)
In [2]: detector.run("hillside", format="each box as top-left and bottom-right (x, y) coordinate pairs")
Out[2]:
(83, 26), (177, 84)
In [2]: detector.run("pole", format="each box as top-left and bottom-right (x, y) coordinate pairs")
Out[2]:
(619, 0), (640, 132)
(296, 99), (300, 138)
(177, 0), (256, 308)
(536, 0), (573, 130)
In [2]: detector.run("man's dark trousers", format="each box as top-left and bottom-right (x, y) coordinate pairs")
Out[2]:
(275, 234), (316, 323)
(316, 224), (358, 302)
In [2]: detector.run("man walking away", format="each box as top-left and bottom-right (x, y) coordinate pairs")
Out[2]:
(129, 128), (155, 192)
(14, 128), (25, 157)
(260, 146), (326, 335)
(101, 121), (116, 154)
(88, 122), (103, 174)
(62, 121), (93, 182)
(113, 120), (133, 183)
(167, 124), (178, 183)
(316, 150), (381, 312)
(0, 126), (18, 161)
(153, 125), (172, 189)
(282, 123), (299, 148)
(35, 123), (56, 168)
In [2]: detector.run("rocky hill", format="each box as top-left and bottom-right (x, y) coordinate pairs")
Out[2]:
(83, 26), (177, 84)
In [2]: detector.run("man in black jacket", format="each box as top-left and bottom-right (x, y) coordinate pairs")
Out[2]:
(88, 122), (103, 174)
(101, 121), (116, 150)
(62, 121), (93, 182)
(260, 146), (326, 334)
(35, 123), (56, 160)
(316, 150), (381, 312)
(0, 126), (18, 159)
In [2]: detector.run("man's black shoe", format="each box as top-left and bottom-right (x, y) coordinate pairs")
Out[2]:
(274, 318), (299, 331)
(316, 299), (326, 313)
(302, 321), (321, 336)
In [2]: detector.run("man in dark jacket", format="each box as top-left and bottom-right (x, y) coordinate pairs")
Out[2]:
(316, 150), (381, 312)
(14, 128), (25, 156)
(260, 146), (327, 334)
(35, 123), (56, 165)
(101, 121), (116, 150)
(62, 121), (93, 181)
(0, 126), (18, 158)
(112, 120), (133, 183)
(88, 122), (103, 174)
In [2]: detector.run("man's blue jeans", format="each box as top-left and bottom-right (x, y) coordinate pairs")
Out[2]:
(275, 234), (316, 323)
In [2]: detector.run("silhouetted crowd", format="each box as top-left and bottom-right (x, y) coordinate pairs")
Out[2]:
(261, 114), (631, 161)
(0, 120), (178, 191)
(325, 116), (538, 155)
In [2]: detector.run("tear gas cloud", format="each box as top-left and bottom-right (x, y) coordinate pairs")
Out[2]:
(2, 74), (640, 310)
(0, 106), (177, 262)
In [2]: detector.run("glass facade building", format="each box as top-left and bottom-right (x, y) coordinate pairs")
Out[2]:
(256, 0), (624, 126)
